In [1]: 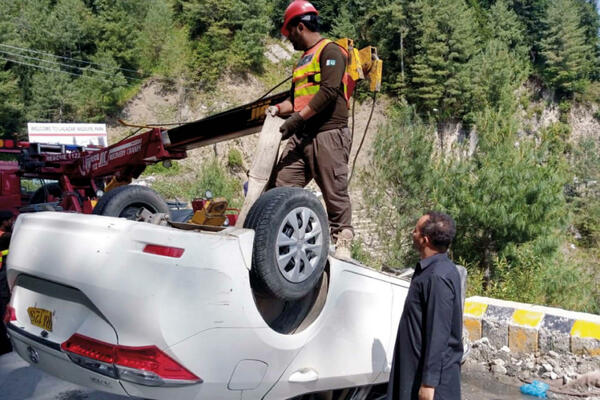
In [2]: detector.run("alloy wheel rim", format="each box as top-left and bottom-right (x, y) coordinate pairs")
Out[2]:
(276, 207), (323, 283)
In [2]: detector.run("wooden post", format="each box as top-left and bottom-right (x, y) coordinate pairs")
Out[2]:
(235, 115), (284, 227)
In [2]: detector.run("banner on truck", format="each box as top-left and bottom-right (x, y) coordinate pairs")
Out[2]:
(27, 123), (107, 147)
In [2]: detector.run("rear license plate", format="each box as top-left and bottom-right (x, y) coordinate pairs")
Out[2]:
(27, 307), (53, 331)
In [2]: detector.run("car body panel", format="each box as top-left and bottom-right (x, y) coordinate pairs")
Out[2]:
(10, 276), (117, 347)
(263, 263), (408, 399)
(7, 212), (410, 399)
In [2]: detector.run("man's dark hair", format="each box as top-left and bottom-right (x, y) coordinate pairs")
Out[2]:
(421, 211), (456, 252)
(289, 13), (320, 33)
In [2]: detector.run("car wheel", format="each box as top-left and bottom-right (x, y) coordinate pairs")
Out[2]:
(30, 183), (63, 204)
(92, 185), (169, 219)
(245, 187), (329, 301)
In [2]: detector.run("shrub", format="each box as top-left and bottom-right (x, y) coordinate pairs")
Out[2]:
(227, 148), (244, 169)
(151, 159), (243, 208)
(196, 159), (243, 207)
(142, 160), (182, 177)
(466, 241), (600, 313)
(367, 105), (569, 292)
(351, 237), (372, 266)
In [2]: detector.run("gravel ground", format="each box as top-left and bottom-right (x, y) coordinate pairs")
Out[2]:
(463, 337), (600, 399)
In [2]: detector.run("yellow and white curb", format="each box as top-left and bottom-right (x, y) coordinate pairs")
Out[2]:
(464, 296), (600, 356)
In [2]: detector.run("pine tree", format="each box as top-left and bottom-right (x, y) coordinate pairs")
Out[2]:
(406, 0), (479, 118)
(574, 0), (600, 81)
(363, 2), (407, 94)
(92, 0), (147, 71)
(509, 0), (549, 62)
(0, 69), (24, 136)
(330, 7), (358, 40)
(136, 0), (174, 74)
(487, 0), (528, 57)
(368, 106), (569, 290)
(26, 71), (77, 122)
(540, 0), (593, 95)
(466, 40), (529, 118)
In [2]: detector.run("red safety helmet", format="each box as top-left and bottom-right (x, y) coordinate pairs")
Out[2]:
(281, 0), (319, 37)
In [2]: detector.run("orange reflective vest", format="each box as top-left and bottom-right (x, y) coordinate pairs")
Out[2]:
(292, 39), (351, 112)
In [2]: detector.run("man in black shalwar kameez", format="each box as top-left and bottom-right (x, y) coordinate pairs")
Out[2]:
(387, 212), (463, 400)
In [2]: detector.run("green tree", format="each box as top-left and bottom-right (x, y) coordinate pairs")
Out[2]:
(48, 0), (95, 57)
(73, 50), (128, 120)
(0, 69), (24, 136)
(569, 135), (600, 247)
(175, 0), (272, 84)
(540, 0), (593, 95)
(486, 0), (528, 57)
(26, 71), (78, 122)
(367, 105), (569, 287)
(363, 106), (437, 266)
(406, 0), (479, 119)
(330, 7), (358, 40)
(508, 0), (549, 62)
(574, 0), (600, 80)
(441, 113), (569, 283)
(363, 2), (407, 94)
(91, 0), (149, 71)
(466, 39), (529, 119)
(136, 0), (175, 74)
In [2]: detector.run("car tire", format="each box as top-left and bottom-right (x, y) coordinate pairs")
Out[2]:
(245, 187), (329, 301)
(92, 185), (169, 219)
(30, 183), (62, 204)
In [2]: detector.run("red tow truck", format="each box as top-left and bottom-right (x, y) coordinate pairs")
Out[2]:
(0, 92), (288, 217)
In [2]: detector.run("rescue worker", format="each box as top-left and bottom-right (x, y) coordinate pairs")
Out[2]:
(268, 0), (354, 259)
(0, 210), (14, 356)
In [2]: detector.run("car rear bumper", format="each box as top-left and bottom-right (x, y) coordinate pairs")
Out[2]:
(8, 323), (130, 396)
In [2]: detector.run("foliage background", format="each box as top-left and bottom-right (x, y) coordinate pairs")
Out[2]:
(0, 0), (599, 311)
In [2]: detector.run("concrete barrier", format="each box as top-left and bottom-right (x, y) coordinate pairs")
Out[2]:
(464, 296), (600, 356)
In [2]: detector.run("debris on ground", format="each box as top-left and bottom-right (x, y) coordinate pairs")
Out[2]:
(462, 337), (600, 399)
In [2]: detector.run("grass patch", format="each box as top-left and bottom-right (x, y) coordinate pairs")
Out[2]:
(151, 159), (243, 208)
(142, 160), (183, 177)
(116, 82), (144, 109)
(577, 81), (600, 104)
(351, 237), (373, 266)
(227, 148), (244, 169)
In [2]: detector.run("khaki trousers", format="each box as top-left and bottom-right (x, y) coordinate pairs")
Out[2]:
(273, 127), (353, 236)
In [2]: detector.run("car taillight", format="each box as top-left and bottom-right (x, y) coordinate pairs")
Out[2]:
(61, 334), (201, 386)
(116, 345), (200, 385)
(62, 334), (115, 363)
(143, 244), (184, 258)
(3, 305), (16, 323)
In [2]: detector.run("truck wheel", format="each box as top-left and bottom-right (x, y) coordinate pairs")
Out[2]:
(245, 187), (329, 301)
(30, 183), (62, 204)
(93, 185), (169, 219)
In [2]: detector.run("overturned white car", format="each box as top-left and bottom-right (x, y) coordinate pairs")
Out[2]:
(5, 187), (414, 400)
